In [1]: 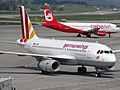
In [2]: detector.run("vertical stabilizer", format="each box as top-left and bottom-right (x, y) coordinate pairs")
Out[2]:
(19, 6), (38, 43)
(44, 6), (58, 23)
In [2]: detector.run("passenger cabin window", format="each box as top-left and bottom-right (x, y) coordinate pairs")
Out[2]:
(97, 50), (113, 54)
(100, 50), (103, 54)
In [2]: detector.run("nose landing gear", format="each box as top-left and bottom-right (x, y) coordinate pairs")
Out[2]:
(95, 68), (101, 77)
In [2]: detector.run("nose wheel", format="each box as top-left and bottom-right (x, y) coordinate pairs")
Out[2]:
(95, 72), (101, 77)
(77, 66), (87, 74)
(95, 68), (101, 77)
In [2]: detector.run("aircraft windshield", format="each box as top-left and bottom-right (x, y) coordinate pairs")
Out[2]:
(97, 50), (113, 54)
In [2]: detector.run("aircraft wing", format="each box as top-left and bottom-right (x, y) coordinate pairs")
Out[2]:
(0, 40), (18, 44)
(87, 28), (100, 33)
(35, 22), (44, 26)
(0, 51), (76, 60)
(113, 50), (120, 54)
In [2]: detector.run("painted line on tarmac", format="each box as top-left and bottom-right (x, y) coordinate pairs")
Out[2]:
(34, 78), (120, 90)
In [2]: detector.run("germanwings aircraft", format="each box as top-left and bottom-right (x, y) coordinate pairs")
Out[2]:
(0, 6), (119, 77)
(42, 7), (120, 37)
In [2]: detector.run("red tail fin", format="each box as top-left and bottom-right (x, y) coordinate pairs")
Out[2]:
(44, 6), (58, 23)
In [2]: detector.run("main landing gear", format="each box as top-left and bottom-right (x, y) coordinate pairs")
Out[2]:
(41, 70), (50, 75)
(77, 33), (81, 37)
(77, 33), (91, 37)
(86, 33), (91, 37)
(77, 65), (87, 74)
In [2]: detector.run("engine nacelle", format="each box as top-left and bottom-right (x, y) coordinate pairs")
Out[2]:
(38, 59), (60, 72)
(95, 31), (106, 36)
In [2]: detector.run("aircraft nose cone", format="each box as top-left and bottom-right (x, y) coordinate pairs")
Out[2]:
(102, 54), (116, 68)
(107, 54), (116, 67)
(110, 55), (116, 62)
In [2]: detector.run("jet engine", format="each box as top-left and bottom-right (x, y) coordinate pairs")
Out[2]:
(95, 31), (106, 36)
(38, 59), (60, 72)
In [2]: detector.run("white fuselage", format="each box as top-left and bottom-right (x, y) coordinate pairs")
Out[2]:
(24, 38), (116, 68)
(61, 22), (120, 33)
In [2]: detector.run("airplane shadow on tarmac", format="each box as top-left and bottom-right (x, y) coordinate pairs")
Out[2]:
(0, 66), (119, 78)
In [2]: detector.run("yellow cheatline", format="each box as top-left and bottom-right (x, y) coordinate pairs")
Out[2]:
(29, 30), (35, 39)
(28, 23), (32, 32)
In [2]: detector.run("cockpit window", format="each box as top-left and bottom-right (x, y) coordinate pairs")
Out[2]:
(104, 51), (109, 54)
(100, 50), (104, 54)
(110, 50), (113, 54)
(97, 50), (100, 54)
(97, 50), (113, 54)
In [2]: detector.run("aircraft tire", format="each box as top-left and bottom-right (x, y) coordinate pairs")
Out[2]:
(82, 67), (87, 73)
(95, 73), (101, 77)
(77, 67), (87, 74)
(77, 34), (81, 37)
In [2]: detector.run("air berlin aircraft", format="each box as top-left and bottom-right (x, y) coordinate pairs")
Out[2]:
(42, 6), (120, 37)
(0, 6), (120, 77)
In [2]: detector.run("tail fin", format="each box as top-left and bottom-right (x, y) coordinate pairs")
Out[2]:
(44, 6), (58, 23)
(19, 6), (38, 43)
